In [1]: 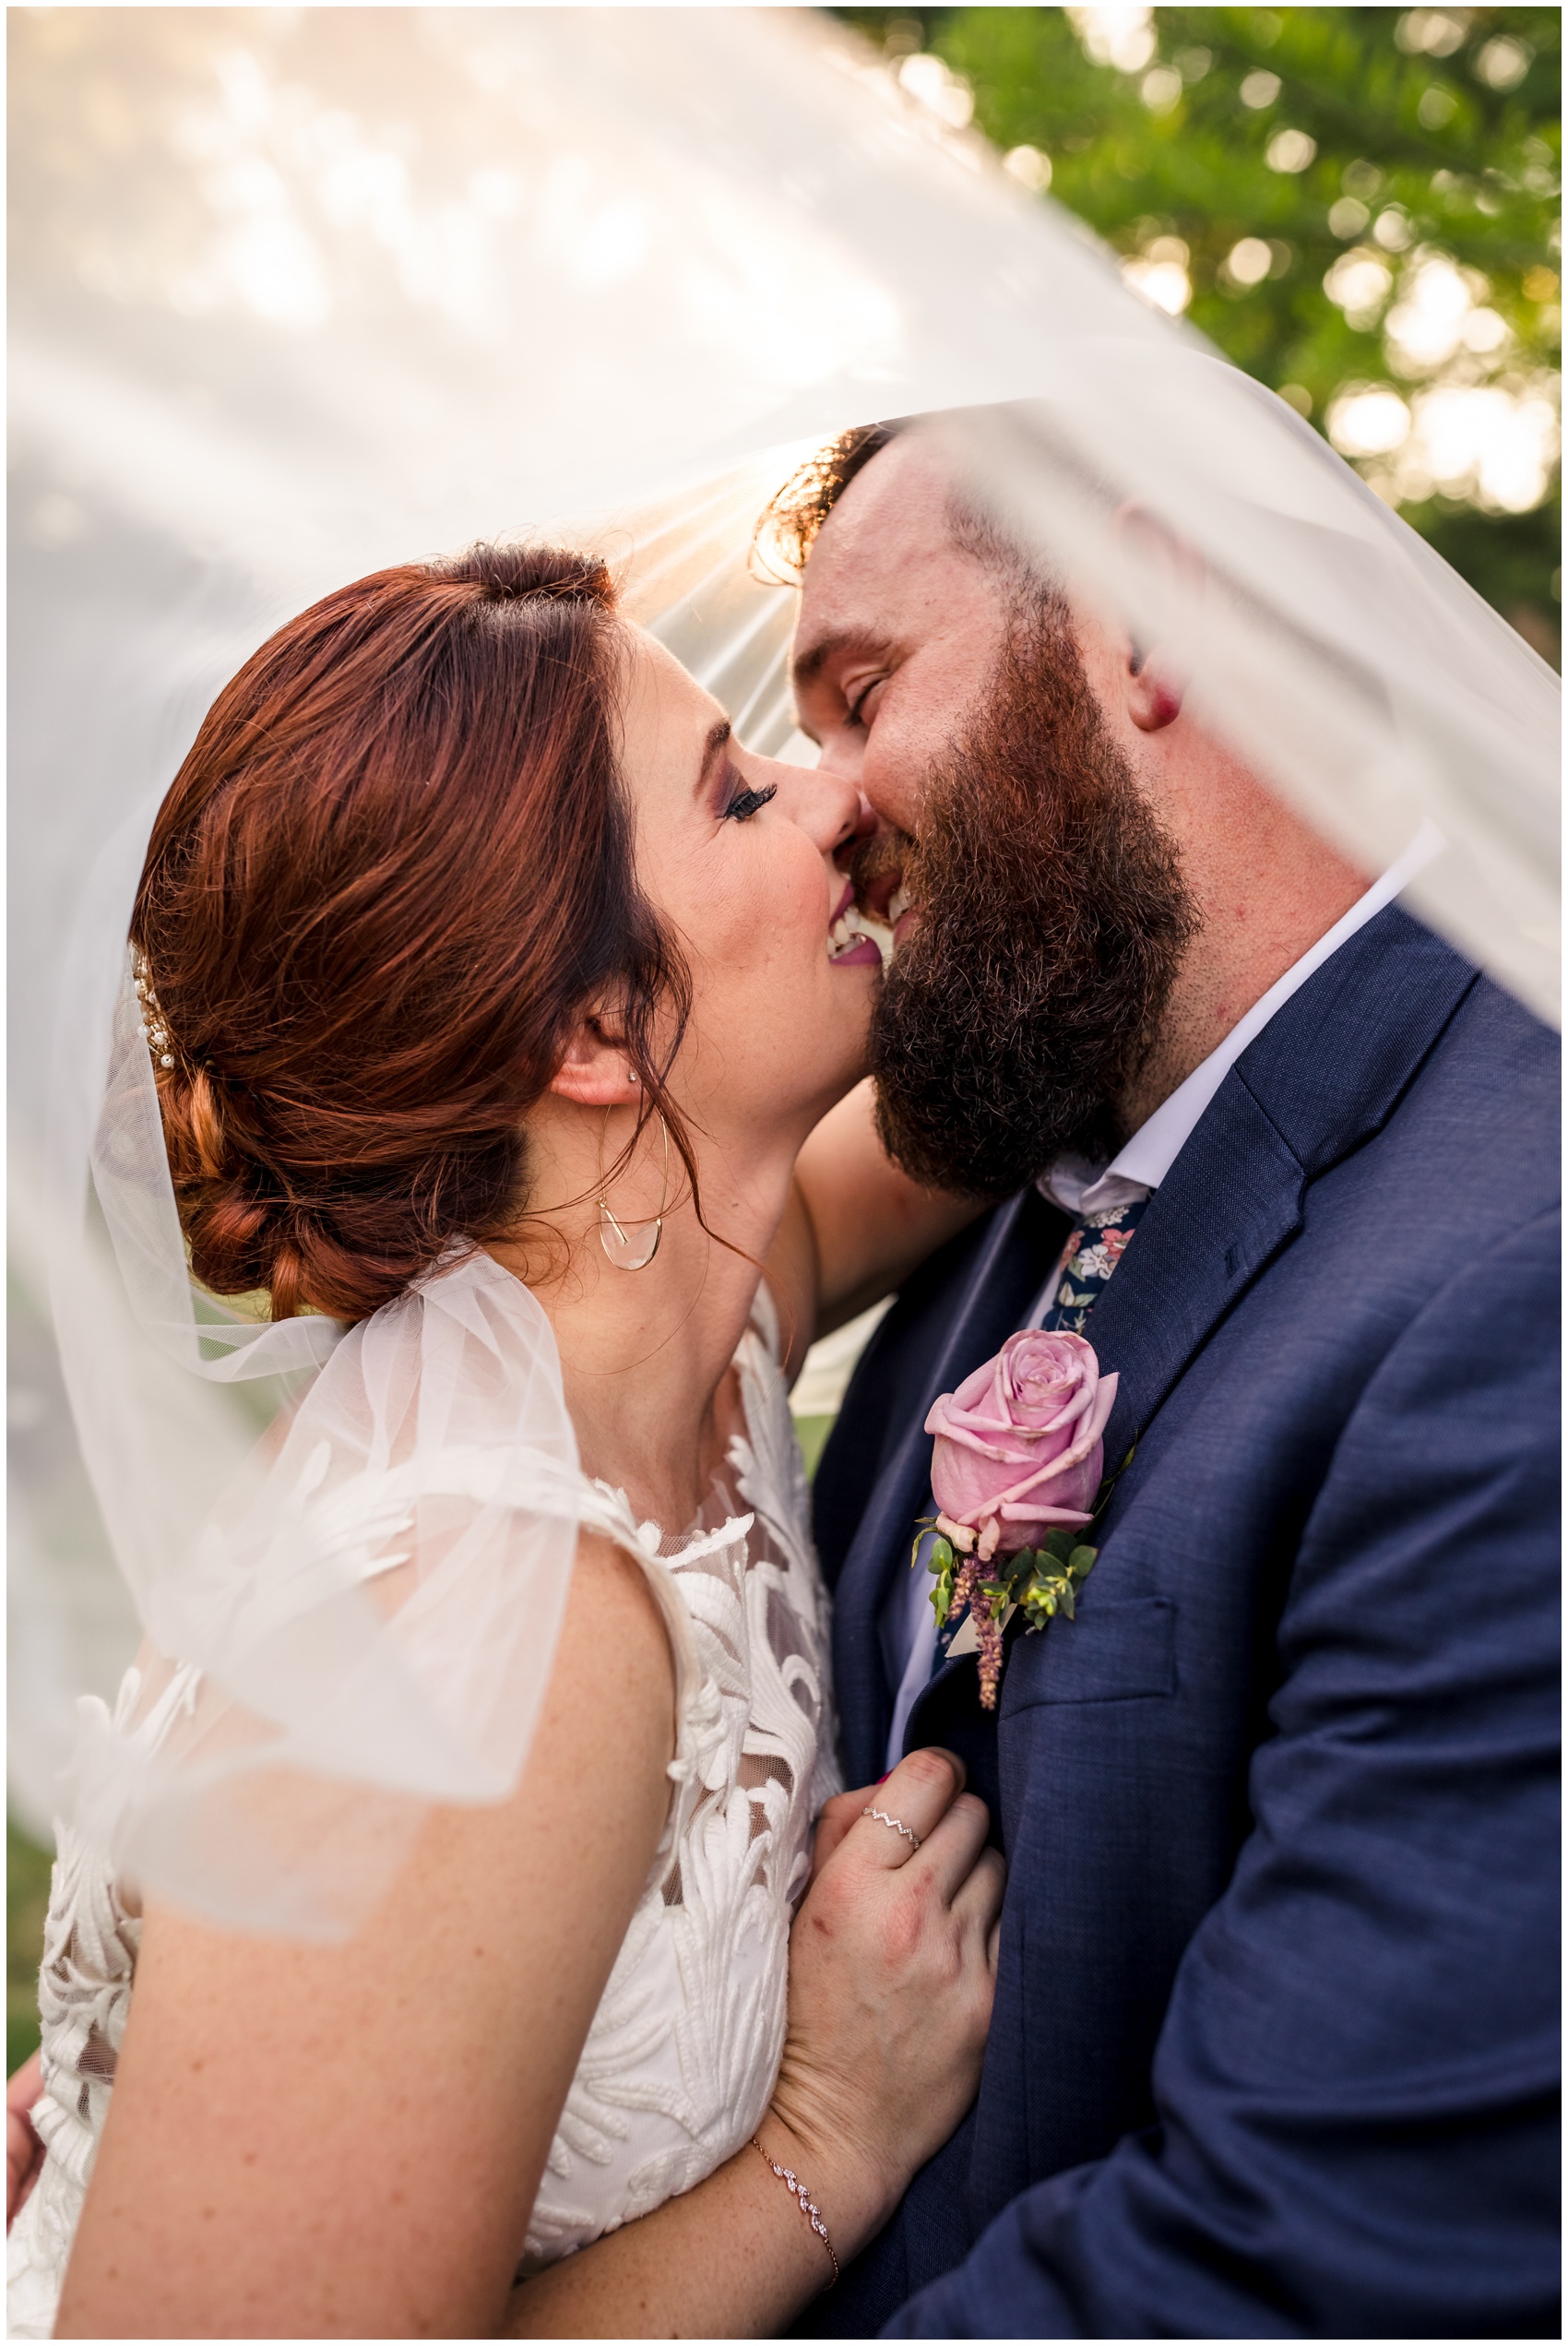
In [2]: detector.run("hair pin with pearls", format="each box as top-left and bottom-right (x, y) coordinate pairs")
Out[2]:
(130, 945), (176, 1070)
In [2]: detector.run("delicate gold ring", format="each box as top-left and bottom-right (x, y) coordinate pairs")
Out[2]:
(861, 1804), (921, 1851)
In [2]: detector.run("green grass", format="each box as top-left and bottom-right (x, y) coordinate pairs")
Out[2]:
(8, 1818), (53, 2075)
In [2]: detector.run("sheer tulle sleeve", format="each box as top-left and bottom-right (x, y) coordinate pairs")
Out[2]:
(78, 1250), (581, 1936)
(53, 948), (582, 1937)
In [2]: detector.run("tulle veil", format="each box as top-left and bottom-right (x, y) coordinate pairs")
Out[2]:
(12, 7), (1557, 1935)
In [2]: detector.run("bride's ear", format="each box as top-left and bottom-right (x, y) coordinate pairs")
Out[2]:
(548, 1018), (644, 1108)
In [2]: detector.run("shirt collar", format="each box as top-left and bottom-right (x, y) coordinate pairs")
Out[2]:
(1040, 821), (1444, 1216)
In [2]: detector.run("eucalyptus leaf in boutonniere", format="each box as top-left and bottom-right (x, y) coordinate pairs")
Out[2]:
(912, 1328), (1125, 1709)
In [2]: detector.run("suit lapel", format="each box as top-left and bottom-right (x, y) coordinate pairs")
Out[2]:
(832, 1186), (1065, 1784)
(1097, 904), (1478, 1467)
(1090, 1078), (1304, 1471)
(899, 1107), (1306, 1755)
(904, 904), (1479, 1751)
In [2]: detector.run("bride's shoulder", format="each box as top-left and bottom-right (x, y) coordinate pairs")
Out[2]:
(563, 1518), (681, 1721)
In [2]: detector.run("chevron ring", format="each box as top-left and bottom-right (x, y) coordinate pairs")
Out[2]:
(861, 1805), (921, 1852)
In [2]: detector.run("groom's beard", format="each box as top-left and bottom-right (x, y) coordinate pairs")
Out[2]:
(861, 613), (1199, 1201)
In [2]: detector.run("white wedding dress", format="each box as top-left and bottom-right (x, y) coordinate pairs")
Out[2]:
(7, 1263), (840, 2338)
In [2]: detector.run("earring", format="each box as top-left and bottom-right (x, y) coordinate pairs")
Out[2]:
(599, 1106), (671, 1271)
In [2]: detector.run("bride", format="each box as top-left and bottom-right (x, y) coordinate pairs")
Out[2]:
(6, 542), (999, 2338)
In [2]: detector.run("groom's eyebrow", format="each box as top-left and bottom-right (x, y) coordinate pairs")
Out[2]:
(791, 627), (900, 694)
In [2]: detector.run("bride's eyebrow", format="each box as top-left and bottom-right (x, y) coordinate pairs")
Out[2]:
(695, 718), (733, 795)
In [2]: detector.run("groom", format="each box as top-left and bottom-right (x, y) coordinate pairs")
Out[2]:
(778, 424), (1560, 2337)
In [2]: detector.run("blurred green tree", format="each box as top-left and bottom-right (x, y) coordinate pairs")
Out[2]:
(8, 1819), (51, 2072)
(834, 6), (1562, 662)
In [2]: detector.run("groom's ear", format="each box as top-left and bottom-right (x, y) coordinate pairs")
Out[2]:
(548, 1017), (644, 1108)
(1124, 646), (1184, 734)
(1111, 503), (1202, 734)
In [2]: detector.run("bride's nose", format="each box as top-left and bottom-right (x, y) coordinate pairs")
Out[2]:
(798, 765), (873, 863)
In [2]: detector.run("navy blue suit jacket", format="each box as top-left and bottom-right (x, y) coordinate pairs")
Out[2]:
(807, 907), (1560, 2338)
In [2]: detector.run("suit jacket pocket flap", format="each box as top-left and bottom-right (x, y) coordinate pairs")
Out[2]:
(1002, 1596), (1177, 1711)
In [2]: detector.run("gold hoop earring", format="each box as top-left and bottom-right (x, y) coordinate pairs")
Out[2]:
(598, 1106), (671, 1271)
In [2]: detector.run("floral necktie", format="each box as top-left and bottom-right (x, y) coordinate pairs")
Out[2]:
(1036, 1188), (1152, 1335)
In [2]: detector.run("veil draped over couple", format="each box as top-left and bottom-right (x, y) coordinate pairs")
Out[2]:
(6, 13), (1561, 2317)
(6, 391), (1560, 2339)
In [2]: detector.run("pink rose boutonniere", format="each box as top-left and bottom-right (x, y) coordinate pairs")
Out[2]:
(920, 1330), (1120, 1709)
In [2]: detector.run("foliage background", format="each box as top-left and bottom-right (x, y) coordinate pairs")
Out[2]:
(835, 6), (1562, 662)
(8, 1824), (53, 2073)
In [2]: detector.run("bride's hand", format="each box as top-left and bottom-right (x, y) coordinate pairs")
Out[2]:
(809, 1776), (887, 1880)
(7, 2050), (44, 2229)
(766, 1746), (1003, 2260)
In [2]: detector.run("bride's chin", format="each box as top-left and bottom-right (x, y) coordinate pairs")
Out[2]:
(815, 1036), (874, 1118)
(759, 981), (875, 1131)
(769, 1050), (870, 1141)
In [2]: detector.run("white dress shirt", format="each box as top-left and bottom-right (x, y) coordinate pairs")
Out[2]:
(879, 823), (1443, 1770)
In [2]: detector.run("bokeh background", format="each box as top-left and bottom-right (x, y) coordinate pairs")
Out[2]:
(8, 5), (1561, 2068)
(838, 5), (1562, 661)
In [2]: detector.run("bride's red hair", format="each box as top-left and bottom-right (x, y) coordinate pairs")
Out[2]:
(133, 543), (691, 1322)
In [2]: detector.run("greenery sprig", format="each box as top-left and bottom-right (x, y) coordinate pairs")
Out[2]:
(912, 1446), (1135, 1709)
(914, 1523), (1098, 1633)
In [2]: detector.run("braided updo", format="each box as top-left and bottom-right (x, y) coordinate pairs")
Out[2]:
(133, 544), (691, 1322)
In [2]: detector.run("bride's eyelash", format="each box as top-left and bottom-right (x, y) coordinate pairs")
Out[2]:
(846, 679), (881, 729)
(722, 781), (778, 823)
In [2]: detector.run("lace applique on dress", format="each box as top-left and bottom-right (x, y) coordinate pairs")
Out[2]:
(6, 1291), (840, 2331)
(523, 1292), (840, 2262)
